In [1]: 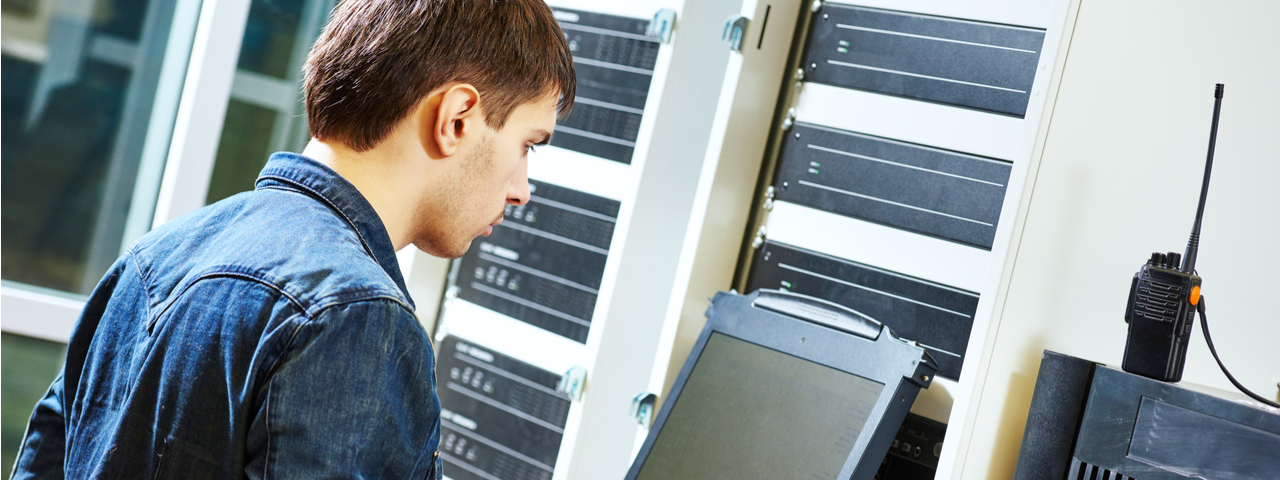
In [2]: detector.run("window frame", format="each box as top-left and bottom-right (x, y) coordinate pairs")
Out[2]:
(1, 0), (253, 342)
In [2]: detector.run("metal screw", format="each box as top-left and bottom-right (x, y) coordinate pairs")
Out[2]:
(810, 0), (822, 13)
(752, 226), (768, 249)
(794, 68), (805, 80)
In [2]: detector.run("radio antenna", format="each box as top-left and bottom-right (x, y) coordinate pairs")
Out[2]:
(1181, 84), (1224, 273)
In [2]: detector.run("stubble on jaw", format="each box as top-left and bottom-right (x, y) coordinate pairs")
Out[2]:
(411, 132), (497, 259)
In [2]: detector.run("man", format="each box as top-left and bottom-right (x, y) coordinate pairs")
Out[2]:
(12, 0), (574, 477)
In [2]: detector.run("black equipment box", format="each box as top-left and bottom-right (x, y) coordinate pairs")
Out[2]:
(549, 8), (657, 164)
(803, 3), (1045, 118)
(748, 240), (978, 381)
(436, 336), (572, 480)
(452, 179), (620, 343)
(1014, 350), (1280, 480)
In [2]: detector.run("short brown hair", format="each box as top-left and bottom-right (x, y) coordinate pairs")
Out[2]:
(304, 0), (576, 151)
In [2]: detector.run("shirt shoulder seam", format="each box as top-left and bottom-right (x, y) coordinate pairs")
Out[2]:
(307, 295), (416, 322)
(149, 271), (312, 329)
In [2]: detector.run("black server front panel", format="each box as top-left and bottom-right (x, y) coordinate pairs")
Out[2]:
(437, 336), (572, 480)
(803, 4), (1045, 117)
(551, 8), (659, 164)
(774, 123), (1012, 249)
(748, 240), (978, 381)
(454, 180), (621, 343)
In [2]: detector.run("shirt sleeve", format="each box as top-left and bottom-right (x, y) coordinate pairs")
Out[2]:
(244, 298), (442, 479)
(10, 374), (68, 480)
(11, 258), (128, 479)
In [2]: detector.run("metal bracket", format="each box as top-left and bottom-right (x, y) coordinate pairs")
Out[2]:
(556, 366), (587, 401)
(751, 225), (768, 249)
(646, 9), (677, 43)
(780, 107), (797, 132)
(722, 15), (750, 52)
(630, 391), (658, 427)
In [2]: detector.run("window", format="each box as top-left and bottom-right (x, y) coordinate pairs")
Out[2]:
(1, 0), (202, 470)
(0, 2), (457, 468)
(0, 0), (338, 468)
(2, 0), (198, 295)
(205, 0), (335, 204)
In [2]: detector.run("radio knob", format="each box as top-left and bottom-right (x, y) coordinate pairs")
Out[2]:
(1150, 252), (1166, 266)
(1166, 252), (1182, 269)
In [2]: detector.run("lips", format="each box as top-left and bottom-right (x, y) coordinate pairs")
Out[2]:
(482, 214), (504, 237)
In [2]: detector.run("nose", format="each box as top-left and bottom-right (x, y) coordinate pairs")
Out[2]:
(507, 162), (530, 206)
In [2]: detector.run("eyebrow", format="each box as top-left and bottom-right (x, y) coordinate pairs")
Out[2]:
(533, 129), (552, 146)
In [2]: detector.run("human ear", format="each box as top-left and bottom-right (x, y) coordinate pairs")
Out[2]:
(433, 84), (482, 157)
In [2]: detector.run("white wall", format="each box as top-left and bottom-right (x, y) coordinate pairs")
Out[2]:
(961, 0), (1280, 477)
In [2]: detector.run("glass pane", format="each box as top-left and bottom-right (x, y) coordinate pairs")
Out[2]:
(204, 0), (333, 205)
(206, 100), (279, 204)
(0, 332), (67, 479)
(237, 0), (306, 79)
(1, 0), (196, 294)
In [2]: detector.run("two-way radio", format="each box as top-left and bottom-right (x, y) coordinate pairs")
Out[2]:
(1120, 84), (1280, 409)
(1121, 84), (1222, 383)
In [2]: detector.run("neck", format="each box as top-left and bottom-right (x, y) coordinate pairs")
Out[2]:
(302, 137), (426, 252)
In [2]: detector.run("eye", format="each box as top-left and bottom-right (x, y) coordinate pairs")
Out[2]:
(525, 144), (538, 155)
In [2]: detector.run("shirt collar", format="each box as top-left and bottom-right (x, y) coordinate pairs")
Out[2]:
(254, 152), (414, 308)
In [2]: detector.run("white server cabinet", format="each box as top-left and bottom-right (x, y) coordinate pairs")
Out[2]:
(682, 0), (1081, 478)
(427, 0), (805, 479)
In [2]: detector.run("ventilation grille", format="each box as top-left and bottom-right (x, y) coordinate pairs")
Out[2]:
(1135, 277), (1182, 322)
(1069, 457), (1141, 480)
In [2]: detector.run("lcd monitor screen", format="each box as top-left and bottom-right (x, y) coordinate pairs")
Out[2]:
(635, 333), (885, 479)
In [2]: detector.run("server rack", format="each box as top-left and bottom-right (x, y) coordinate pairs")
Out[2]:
(725, 1), (1076, 478)
(431, 0), (805, 478)
(425, 0), (1079, 478)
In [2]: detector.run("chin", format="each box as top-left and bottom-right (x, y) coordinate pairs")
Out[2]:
(414, 238), (473, 260)
(450, 239), (475, 259)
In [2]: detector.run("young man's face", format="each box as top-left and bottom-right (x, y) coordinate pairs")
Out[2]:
(416, 94), (558, 258)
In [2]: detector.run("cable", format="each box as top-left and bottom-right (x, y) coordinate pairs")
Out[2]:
(1197, 296), (1280, 408)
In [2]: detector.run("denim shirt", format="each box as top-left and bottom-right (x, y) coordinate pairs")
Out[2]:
(12, 153), (443, 479)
